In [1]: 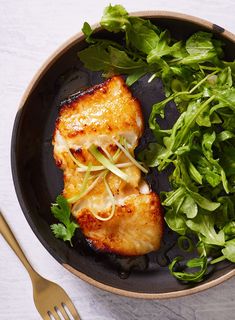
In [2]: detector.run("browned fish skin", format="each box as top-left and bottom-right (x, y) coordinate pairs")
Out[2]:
(77, 193), (163, 256)
(54, 76), (144, 148)
(53, 76), (164, 256)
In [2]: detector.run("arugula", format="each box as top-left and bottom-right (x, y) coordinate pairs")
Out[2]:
(100, 4), (130, 33)
(169, 256), (208, 283)
(76, 4), (235, 283)
(78, 43), (149, 81)
(222, 239), (235, 262)
(50, 195), (79, 246)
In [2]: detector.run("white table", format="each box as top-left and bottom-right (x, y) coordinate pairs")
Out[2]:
(1, 0), (235, 319)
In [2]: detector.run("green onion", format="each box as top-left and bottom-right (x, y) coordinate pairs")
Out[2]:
(177, 236), (194, 253)
(89, 144), (130, 182)
(67, 163), (92, 203)
(67, 147), (87, 169)
(63, 138), (105, 171)
(112, 148), (122, 162)
(104, 175), (115, 218)
(102, 146), (113, 160)
(113, 138), (148, 173)
(91, 174), (116, 221)
(76, 162), (133, 172)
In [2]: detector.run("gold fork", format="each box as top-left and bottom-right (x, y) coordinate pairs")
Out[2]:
(0, 212), (81, 320)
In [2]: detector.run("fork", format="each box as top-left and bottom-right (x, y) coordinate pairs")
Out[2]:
(0, 212), (81, 320)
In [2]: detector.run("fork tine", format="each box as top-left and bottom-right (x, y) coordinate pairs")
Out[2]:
(49, 309), (61, 320)
(57, 304), (70, 320)
(63, 301), (81, 320)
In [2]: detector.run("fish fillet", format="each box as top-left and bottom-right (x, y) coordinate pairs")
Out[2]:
(53, 76), (163, 256)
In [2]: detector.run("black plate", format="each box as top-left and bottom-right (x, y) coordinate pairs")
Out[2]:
(11, 12), (235, 298)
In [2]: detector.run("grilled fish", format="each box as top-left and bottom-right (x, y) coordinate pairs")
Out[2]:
(53, 76), (163, 256)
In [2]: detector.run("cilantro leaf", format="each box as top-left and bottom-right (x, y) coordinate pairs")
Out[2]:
(51, 195), (70, 225)
(50, 195), (79, 246)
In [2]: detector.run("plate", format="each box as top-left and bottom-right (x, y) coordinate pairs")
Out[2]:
(11, 11), (235, 298)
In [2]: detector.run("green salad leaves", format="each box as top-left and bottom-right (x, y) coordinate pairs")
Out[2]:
(59, 4), (235, 282)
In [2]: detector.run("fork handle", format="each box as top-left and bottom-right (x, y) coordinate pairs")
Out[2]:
(0, 211), (39, 281)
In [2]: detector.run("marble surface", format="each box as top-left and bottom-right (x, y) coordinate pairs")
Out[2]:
(0, 0), (235, 319)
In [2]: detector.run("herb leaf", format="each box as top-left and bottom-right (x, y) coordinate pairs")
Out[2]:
(186, 215), (225, 246)
(222, 239), (235, 262)
(50, 195), (79, 245)
(82, 22), (94, 43)
(78, 43), (147, 77)
(100, 4), (130, 32)
(169, 256), (208, 283)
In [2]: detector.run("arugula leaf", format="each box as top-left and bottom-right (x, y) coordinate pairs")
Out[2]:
(180, 194), (198, 219)
(215, 197), (235, 229)
(169, 256), (208, 282)
(147, 31), (185, 62)
(179, 31), (222, 65)
(216, 67), (233, 88)
(127, 17), (160, 54)
(164, 209), (187, 235)
(223, 60), (235, 79)
(223, 222), (235, 239)
(78, 43), (147, 78)
(100, 5), (160, 54)
(50, 195), (79, 245)
(186, 32), (215, 55)
(126, 69), (149, 86)
(82, 22), (94, 43)
(187, 160), (202, 185)
(222, 239), (235, 263)
(186, 214), (225, 246)
(197, 157), (221, 187)
(100, 4), (130, 32)
(221, 146), (235, 176)
(137, 142), (167, 167)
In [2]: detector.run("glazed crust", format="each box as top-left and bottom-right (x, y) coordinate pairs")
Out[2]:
(53, 76), (164, 256)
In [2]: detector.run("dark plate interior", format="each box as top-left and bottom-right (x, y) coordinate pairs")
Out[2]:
(11, 15), (235, 296)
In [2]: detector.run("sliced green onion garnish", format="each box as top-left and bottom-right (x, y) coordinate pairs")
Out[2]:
(67, 147), (87, 169)
(67, 163), (92, 203)
(66, 142), (108, 171)
(68, 143), (130, 172)
(102, 146), (113, 160)
(89, 144), (130, 182)
(113, 148), (122, 162)
(177, 236), (194, 253)
(76, 162), (133, 172)
(67, 164), (104, 203)
(91, 175), (116, 221)
(63, 137), (107, 171)
(113, 138), (148, 173)
(104, 175), (115, 218)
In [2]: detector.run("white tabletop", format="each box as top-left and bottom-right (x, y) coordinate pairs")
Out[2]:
(1, 0), (235, 319)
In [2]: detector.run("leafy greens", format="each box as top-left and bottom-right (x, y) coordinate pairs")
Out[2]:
(51, 195), (79, 246)
(77, 4), (235, 282)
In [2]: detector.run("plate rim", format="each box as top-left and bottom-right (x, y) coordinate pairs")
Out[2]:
(11, 10), (235, 299)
